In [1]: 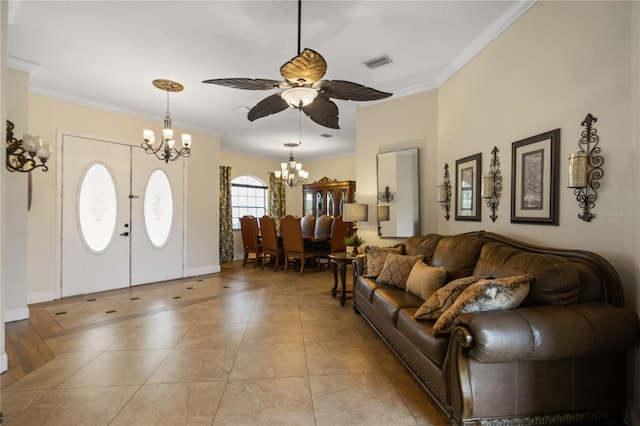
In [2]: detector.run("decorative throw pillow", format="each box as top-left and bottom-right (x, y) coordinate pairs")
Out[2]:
(431, 274), (533, 335)
(377, 254), (422, 289)
(405, 261), (447, 301)
(364, 246), (403, 278)
(413, 276), (483, 320)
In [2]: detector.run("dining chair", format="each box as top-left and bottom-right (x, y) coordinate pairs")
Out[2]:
(259, 215), (284, 271)
(314, 214), (334, 241)
(239, 215), (262, 268)
(318, 214), (349, 268)
(281, 215), (320, 275)
(300, 215), (316, 240)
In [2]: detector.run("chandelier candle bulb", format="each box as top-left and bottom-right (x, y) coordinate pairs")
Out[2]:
(568, 151), (589, 188)
(22, 134), (42, 154)
(182, 134), (192, 148)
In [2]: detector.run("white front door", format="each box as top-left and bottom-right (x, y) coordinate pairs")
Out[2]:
(130, 148), (184, 285)
(61, 134), (185, 297)
(61, 135), (131, 296)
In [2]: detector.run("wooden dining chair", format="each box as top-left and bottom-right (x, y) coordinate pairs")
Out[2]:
(314, 215), (334, 241)
(239, 215), (262, 268)
(281, 215), (320, 275)
(259, 215), (284, 271)
(318, 215), (349, 268)
(300, 215), (316, 240)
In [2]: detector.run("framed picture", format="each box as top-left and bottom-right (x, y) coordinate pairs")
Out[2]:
(455, 153), (481, 221)
(510, 129), (560, 225)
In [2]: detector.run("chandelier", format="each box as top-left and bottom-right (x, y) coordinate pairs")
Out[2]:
(142, 79), (192, 163)
(275, 143), (308, 188)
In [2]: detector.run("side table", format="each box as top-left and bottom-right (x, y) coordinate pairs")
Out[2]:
(328, 252), (365, 306)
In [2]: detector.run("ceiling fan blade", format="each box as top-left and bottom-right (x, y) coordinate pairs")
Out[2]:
(319, 80), (392, 101)
(280, 48), (327, 85)
(202, 78), (283, 90)
(247, 93), (290, 121)
(302, 96), (339, 129)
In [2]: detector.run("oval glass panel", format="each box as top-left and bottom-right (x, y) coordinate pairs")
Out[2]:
(144, 169), (174, 248)
(78, 163), (118, 253)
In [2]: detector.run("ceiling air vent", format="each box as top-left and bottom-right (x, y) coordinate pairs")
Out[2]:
(319, 133), (332, 138)
(364, 55), (393, 69)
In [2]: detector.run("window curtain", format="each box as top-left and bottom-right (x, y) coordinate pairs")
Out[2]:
(269, 172), (286, 234)
(219, 165), (234, 263)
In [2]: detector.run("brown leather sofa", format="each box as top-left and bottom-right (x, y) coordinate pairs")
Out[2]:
(354, 231), (639, 425)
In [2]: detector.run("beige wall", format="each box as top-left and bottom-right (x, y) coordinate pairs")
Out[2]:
(25, 94), (220, 301)
(357, 1), (639, 422)
(1, 0), (8, 372)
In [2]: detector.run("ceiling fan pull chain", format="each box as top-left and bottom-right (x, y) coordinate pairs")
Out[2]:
(297, 0), (302, 56)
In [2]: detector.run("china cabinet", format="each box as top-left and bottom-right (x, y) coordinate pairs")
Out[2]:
(302, 177), (355, 217)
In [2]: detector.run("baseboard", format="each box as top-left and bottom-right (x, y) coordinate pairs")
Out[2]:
(3, 307), (30, 323)
(185, 265), (220, 277)
(28, 290), (57, 304)
(0, 352), (7, 373)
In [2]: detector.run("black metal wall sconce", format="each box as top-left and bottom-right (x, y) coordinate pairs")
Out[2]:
(377, 186), (395, 203)
(567, 113), (602, 222)
(6, 120), (52, 173)
(481, 146), (502, 222)
(436, 163), (451, 221)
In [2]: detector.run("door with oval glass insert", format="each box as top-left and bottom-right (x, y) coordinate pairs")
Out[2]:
(61, 135), (184, 297)
(130, 148), (184, 285)
(61, 136), (131, 296)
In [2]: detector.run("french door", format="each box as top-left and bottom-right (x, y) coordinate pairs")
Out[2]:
(61, 134), (184, 297)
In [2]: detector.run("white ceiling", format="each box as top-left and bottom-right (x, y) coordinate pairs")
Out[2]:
(7, 0), (534, 162)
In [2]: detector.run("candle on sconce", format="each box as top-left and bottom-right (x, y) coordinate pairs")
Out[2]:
(568, 151), (589, 188)
(437, 184), (448, 202)
(481, 174), (494, 198)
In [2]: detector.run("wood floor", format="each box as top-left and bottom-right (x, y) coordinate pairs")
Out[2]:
(0, 260), (449, 426)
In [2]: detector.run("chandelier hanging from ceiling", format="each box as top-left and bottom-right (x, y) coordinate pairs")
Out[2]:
(142, 79), (192, 163)
(275, 143), (308, 188)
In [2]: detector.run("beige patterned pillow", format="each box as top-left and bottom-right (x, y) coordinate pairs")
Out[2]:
(377, 254), (422, 289)
(414, 276), (483, 320)
(364, 246), (403, 278)
(432, 275), (533, 335)
(405, 261), (447, 300)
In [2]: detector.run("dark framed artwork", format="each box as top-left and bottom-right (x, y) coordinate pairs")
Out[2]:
(510, 129), (560, 225)
(455, 153), (481, 221)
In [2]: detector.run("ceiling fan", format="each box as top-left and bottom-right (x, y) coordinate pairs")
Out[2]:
(202, 0), (392, 129)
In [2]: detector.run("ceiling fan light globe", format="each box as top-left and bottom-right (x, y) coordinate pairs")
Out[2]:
(281, 87), (318, 109)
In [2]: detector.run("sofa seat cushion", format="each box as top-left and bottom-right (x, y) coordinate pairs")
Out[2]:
(372, 286), (424, 325)
(356, 276), (383, 303)
(397, 307), (449, 367)
(431, 234), (485, 281)
(472, 242), (580, 306)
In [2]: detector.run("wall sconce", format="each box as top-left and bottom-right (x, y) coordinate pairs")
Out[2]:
(377, 204), (390, 236)
(6, 120), (52, 173)
(377, 186), (395, 203)
(436, 163), (451, 221)
(568, 113), (602, 222)
(481, 146), (502, 222)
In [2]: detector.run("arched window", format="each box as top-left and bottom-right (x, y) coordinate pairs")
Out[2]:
(231, 175), (268, 230)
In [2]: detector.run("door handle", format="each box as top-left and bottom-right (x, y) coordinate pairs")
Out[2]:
(120, 232), (129, 237)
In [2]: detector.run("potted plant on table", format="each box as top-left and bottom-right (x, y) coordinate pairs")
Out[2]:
(344, 234), (366, 256)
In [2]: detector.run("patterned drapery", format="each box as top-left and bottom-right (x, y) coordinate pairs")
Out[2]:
(269, 172), (286, 234)
(219, 165), (234, 263)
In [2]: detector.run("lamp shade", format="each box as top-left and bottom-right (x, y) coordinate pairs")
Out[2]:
(377, 205), (390, 222)
(343, 203), (368, 223)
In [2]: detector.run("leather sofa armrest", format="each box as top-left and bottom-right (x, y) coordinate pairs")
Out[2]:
(454, 302), (640, 363)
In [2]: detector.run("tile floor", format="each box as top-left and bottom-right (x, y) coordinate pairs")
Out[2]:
(1, 261), (449, 425)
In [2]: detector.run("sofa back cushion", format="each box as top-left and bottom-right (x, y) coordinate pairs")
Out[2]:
(404, 235), (442, 263)
(472, 241), (580, 306)
(431, 235), (485, 281)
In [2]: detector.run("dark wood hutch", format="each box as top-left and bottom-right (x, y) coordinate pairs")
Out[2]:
(302, 177), (356, 217)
